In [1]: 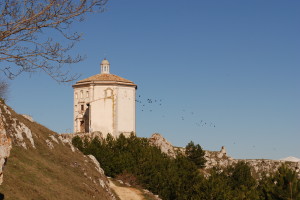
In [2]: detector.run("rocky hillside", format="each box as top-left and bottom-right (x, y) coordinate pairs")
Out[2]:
(150, 133), (300, 179)
(1, 98), (299, 199)
(0, 100), (116, 200)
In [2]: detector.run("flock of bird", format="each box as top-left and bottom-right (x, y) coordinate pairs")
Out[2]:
(135, 94), (217, 128)
(118, 95), (270, 151)
(134, 95), (273, 151)
(135, 95), (162, 112)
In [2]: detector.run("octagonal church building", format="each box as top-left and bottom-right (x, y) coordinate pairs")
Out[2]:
(72, 59), (137, 138)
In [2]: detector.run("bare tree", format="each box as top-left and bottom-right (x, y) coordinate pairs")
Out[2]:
(0, 80), (8, 100)
(0, 0), (108, 82)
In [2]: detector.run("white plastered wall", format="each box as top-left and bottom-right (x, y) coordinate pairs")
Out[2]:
(74, 84), (136, 137)
(116, 87), (136, 137)
(90, 85), (114, 137)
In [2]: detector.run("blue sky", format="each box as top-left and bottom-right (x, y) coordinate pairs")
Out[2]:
(5, 0), (300, 159)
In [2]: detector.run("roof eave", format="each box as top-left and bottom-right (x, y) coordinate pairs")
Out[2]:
(72, 81), (137, 89)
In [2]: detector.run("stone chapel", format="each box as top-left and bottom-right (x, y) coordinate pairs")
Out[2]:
(72, 59), (137, 137)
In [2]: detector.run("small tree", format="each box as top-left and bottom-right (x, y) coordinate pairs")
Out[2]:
(200, 167), (235, 200)
(72, 136), (84, 151)
(229, 161), (257, 189)
(228, 161), (259, 200)
(185, 141), (206, 168)
(259, 164), (300, 200)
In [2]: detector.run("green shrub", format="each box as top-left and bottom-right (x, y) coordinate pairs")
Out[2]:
(185, 141), (206, 168)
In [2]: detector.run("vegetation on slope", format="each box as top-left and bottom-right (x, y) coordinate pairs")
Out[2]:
(73, 134), (300, 200)
(73, 134), (204, 199)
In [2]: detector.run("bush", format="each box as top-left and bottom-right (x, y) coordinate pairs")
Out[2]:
(72, 136), (84, 152)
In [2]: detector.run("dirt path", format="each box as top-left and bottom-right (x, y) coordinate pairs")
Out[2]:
(109, 180), (145, 200)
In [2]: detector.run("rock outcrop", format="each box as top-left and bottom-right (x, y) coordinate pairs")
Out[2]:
(149, 133), (177, 158)
(204, 147), (300, 178)
(237, 159), (300, 179)
(149, 133), (300, 179)
(61, 131), (104, 143)
(0, 105), (11, 185)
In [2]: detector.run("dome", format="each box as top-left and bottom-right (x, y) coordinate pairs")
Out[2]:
(73, 58), (137, 88)
(77, 74), (134, 84)
(101, 58), (110, 65)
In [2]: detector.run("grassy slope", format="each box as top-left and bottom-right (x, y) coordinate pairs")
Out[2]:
(0, 104), (113, 200)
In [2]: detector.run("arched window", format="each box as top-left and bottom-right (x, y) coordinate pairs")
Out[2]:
(80, 90), (83, 98)
(86, 91), (89, 98)
(105, 88), (112, 97)
(75, 93), (78, 99)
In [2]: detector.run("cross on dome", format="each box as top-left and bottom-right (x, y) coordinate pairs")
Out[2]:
(100, 58), (110, 74)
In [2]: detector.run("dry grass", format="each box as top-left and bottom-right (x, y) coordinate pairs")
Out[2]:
(0, 105), (113, 200)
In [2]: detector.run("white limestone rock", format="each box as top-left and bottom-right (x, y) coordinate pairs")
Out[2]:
(149, 133), (176, 158)
(1, 101), (35, 150)
(49, 135), (59, 144)
(45, 139), (54, 149)
(2, 104), (11, 115)
(58, 135), (75, 152)
(22, 114), (34, 122)
(0, 113), (12, 185)
(88, 154), (105, 175)
(99, 179), (105, 188)
(13, 119), (35, 149)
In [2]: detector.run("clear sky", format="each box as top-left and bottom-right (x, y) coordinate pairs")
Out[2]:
(5, 0), (300, 159)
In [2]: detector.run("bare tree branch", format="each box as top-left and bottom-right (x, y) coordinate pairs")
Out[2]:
(0, 0), (108, 82)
